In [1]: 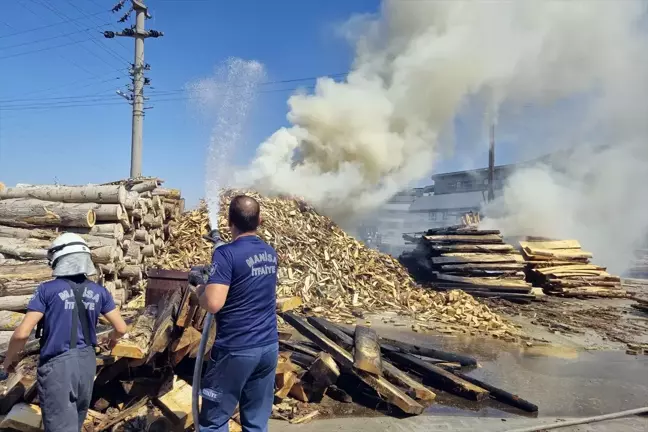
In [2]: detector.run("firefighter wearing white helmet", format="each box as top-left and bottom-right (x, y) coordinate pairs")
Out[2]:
(2, 232), (128, 432)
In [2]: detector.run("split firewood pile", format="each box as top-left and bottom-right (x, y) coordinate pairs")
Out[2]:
(155, 190), (519, 339)
(400, 226), (535, 304)
(0, 179), (184, 312)
(520, 238), (627, 298)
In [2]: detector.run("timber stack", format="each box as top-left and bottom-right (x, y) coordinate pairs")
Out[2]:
(400, 226), (535, 303)
(0, 287), (537, 430)
(520, 238), (627, 298)
(0, 178), (184, 310)
(154, 190), (519, 338)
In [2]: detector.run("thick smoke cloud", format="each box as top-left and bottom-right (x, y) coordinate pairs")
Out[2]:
(237, 1), (648, 270)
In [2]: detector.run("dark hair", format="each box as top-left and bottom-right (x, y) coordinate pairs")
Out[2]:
(228, 195), (260, 232)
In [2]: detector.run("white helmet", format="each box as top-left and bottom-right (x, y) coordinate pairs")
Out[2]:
(47, 233), (90, 268)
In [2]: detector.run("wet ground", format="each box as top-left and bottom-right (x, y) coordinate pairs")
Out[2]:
(275, 318), (648, 431)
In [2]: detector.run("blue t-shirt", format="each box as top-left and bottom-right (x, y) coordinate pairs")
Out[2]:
(207, 235), (278, 351)
(27, 278), (116, 362)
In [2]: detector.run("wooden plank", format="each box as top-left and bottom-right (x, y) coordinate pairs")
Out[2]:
(429, 244), (515, 253)
(387, 352), (489, 401)
(111, 305), (157, 359)
(276, 296), (303, 313)
(424, 227), (500, 235)
(536, 264), (606, 274)
(307, 317), (436, 405)
(175, 287), (193, 327)
(155, 379), (193, 429)
(353, 325), (382, 376)
(276, 370), (299, 399)
(0, 403), (42, 432)
(170, 326), (202, 365)
(147, 290), (183, 362)
(290, 352), (340, 403)
(439, 263), (525, 271)
(95, 397), (149, 431)
(432, 254), (524, 265)
(279, 340), (320, 358)
(519, 240), (581, 250)
(282, 313), (423, 415)
(449, 370), (538, 412)
(424, 234), (503, 244)
(432, 273), (531, 287)
(0, 374), (35, 415)
(522, 246), (593, 260)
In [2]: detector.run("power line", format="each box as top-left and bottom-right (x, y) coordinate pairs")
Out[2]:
(0, 86), (317, 111)
(35, 0), (132, 68)
(0, 38), (88, 60)
(0, 23), (112, 50)
(0, 10), (106, 39)
(0, 73), (348, 104)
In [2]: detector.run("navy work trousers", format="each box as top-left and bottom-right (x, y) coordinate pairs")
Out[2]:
(199, 342), (279, 432)
(37, 347), (96, 432)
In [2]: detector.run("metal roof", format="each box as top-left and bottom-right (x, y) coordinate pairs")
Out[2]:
(409, 191), (492, 212)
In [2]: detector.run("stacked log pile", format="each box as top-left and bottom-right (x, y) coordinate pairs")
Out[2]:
(0, 179), (184, 309)
(400, 226), (535, 303)
(0, 287), (538, 430)
(154, 191), (519, 338)
(520, 238), (627, 298)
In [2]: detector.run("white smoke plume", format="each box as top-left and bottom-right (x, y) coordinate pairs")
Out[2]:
(236, 1), (648, 270)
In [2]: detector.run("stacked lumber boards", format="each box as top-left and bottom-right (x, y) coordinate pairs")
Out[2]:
(152, 191), (519, 339)
(626, 249), (648, 279)
(520, 238), (627, 298)
(0, 178), (184, 308)
(403, 226), (534, 303)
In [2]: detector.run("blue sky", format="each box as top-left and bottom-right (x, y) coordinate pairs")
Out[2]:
(0, 0), (544, 207)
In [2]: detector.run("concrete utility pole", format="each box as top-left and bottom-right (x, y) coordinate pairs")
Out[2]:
(105, 0), (163, 179)
(487, 124), (495, 202)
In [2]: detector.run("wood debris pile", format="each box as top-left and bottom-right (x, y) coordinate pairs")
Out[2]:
(401, 226), (535, 304)
(520, 238), (627, 298)
(154, 191), (517, 337)
(0, 284), (538, 430)
(0, 178), (184, 314)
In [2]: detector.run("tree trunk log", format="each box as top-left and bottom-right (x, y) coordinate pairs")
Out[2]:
(152, 188), (181, 199)
(0, 295), (33, 311)
(130, 180), (158, 193)
(111, 305), (157, 359)
(120, 265), (142, 281)
(0, 225), (56, 241)
(134, 229), (150, 244)
(125, 243), (142, 263)
(0, 280), (40, 297)
(0, 262), (50, 281)
(0, 310), (25, 330)
(0, 184), (126, 204)
(98, 263), (117, 275)
(141, 244), (156, 257)
(0, 198), (96, 228)
(124, 191), (140, 210)
(0, 238), (47, 260)
(91, 246), (117, 264)
(143, 214), (163, 229)
(69, 223), (124, 242)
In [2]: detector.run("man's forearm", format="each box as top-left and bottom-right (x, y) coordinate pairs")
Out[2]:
(3, 335), (28, 368)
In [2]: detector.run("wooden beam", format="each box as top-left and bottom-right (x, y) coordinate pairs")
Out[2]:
(432, 253), (524, 265)
(111, 305), (157, 359)
(147, 290), (183, 362)
(282, 313), (423, 415)
(0, 403), (43, 431)
(449, 370), (538, 412)
(387, 352), (489, 401)
(353, 325), (382, 376)
(424, 234), (503, 244)
(519, 239), (581, 250)
(155, 379), (193, 429)
(307, 317), (435, 405)
(276, 296), (303, 313)
(429, 244), (515, 254)
(432, 273), (531, 287)
(291, 352), (340, 403)
(95, 397), (149, 431)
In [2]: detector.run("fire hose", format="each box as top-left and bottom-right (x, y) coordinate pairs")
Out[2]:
(505, 406), (648, 432)
(191, 229), (227, 427)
